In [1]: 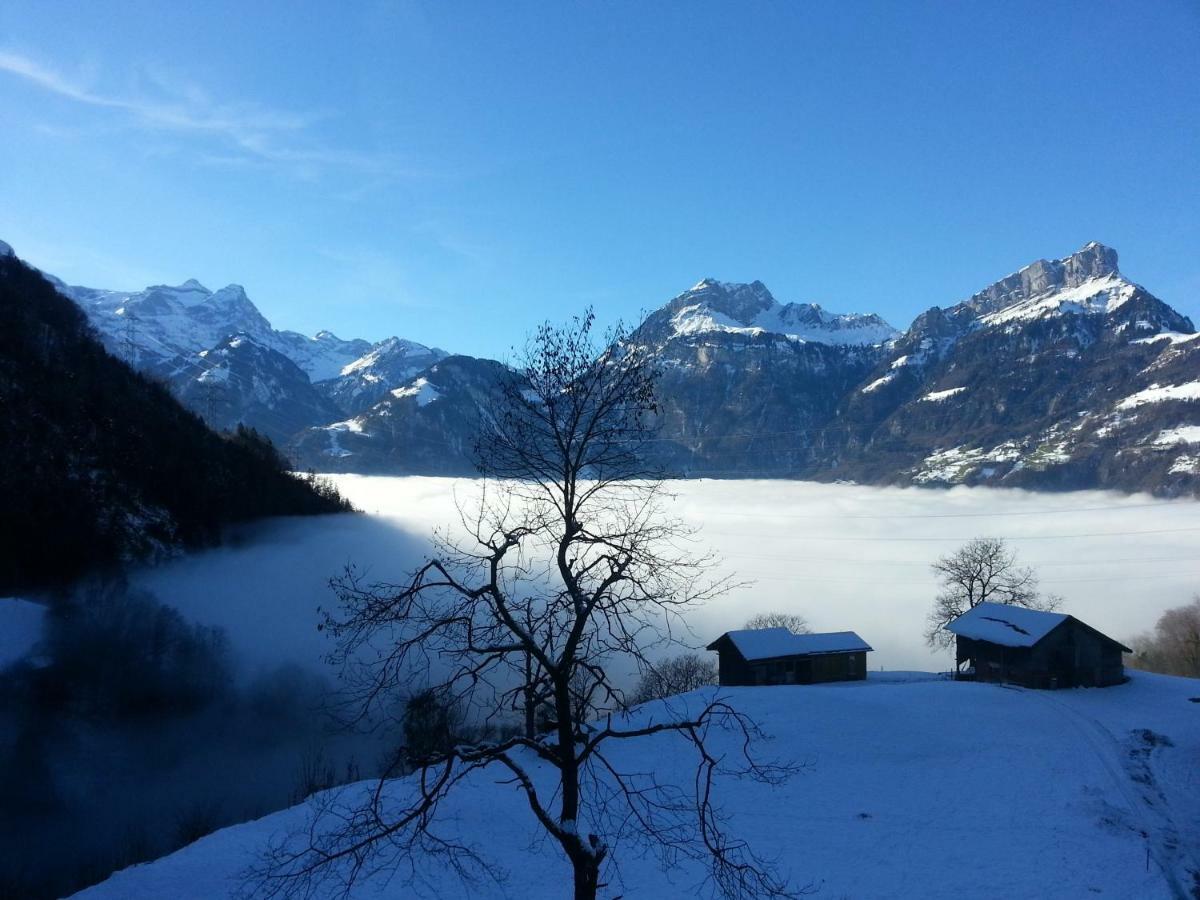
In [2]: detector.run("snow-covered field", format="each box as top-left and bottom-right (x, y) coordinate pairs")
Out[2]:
(74, 671), (1200, 899)
(78, 477), (1200, 676)
(0, 597), (45, 667)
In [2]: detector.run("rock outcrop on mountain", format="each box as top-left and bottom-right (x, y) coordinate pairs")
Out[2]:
(316, 336), (448, 417)
(171, 333), (344, 446)
(290, 355), (512, 474)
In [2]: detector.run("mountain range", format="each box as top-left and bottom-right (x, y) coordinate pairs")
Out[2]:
(20, 239), (1200, 496)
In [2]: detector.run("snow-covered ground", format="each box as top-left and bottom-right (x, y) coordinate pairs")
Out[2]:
(60, 477), (1196, 680)
(73, 671), (1200, 899)
(0, 597), (45, 667)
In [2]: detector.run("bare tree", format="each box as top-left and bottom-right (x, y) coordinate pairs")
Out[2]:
(402, 689), (466, 770)
(252, 311), (799, 900)
(744, 612), (811, 634)
(1126, 597), (1200, 677)
(925, 537), (1061, 650)
(629, 653), (719, 705)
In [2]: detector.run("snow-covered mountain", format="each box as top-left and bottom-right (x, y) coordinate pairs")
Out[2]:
(317, 336), (449, 416)
(53, 277), (281, 374)
(965, 240), (1137, 324)
(281, 242), (1199, 495)
(171, 333), (344, 446)
(638, 278), (899, 347)
(276, 330), (375, 382)
(17, 237), (1200, 494)
(39, 265), (446, 445)
(284, 278), (902, 477)
(826, 242), (1200, 493)
(291, 355), (512, 473)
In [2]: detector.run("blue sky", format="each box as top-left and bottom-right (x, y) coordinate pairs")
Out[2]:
(1, 1), (1197, 357)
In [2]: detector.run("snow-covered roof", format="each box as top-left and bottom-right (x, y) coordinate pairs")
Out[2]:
(945, 602), (1067, 648)
(710, 628), (873, 660)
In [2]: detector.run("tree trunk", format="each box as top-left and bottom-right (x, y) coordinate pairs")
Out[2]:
(571, 854), (600, 900)
(523, 651), (536, 740)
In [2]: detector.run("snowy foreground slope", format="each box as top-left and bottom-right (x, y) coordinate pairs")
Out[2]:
(75, 673), (1199, 900)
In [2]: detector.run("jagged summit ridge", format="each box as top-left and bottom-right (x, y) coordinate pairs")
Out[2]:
(965, 241), (1128, 320)
(655, 277), (899, 347)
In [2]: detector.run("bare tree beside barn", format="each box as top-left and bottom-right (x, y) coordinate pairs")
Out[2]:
(252, 312), (798, 900)
(629, 652), (719, 705)
(1127, 596), (1200, 678)
(925, 537), (1061, 651)
(744, 612), (811, 634)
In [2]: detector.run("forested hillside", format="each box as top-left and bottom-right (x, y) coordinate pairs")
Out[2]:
(0, 251), (350, 593)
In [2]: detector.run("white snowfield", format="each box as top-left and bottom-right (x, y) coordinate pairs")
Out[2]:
(1154, 426), (1200, 447)
(669, 282), (899, 347)
(73, 672), (1200, 900)
(390, 376), (442, 407)
(0, 598), (45, 668)
(1133, 331), (1200, 346)
(920, 386), (967, 402)
(1117, 381), (1200, 410)
(979, 273), (1138, 326)
(860, 372), (896, 393)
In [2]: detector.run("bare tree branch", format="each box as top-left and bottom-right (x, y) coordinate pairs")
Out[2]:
(925, 537), (1061, 650)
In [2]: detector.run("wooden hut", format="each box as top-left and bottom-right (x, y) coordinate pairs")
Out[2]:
(705, 628), (872, 686)
(946, 602), (1130, 689)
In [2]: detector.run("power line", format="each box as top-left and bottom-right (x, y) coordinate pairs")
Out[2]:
(702, 525), (1200, 542)
(718, 552), (1200, 569)
(684, 500), (1189, 519)
(738, 569), (1200, 587)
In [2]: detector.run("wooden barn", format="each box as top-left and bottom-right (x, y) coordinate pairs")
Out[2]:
(705, 628), (872, 686)
(946, 602), (1130, 689)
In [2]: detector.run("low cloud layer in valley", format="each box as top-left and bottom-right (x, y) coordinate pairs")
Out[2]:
(129, 476), (1200, 677)
(6, 478), (1197, 898)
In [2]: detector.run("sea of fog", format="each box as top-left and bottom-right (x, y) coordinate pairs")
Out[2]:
(122, 477), (1200, 677)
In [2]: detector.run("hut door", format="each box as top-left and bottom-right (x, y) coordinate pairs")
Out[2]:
(796, 659), (813, 684)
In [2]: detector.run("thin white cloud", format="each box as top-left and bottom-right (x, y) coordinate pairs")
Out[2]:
(0, 49), (402, 178)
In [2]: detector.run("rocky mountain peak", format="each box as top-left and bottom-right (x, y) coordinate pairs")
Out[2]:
(655, 277), (896, 347)
(679, 278), (777, 323)
(1019, 241), (1119, 293)
(964, 242), (1127, 319)
(1068, 241), (1119, 279)
(209, 283), (249, 302)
